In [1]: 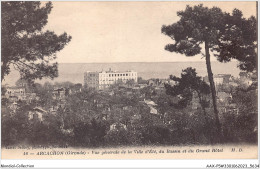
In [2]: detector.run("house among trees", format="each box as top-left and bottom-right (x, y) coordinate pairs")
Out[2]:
(5, 87), (26, 101)
(142, 99), (159, 115)
(49, 106), (57, 115)
(4, 83), (39, 103)
(165, 79), (178, 86)
(25, 93), (38, 103)
(28, 107), (48, 122)
(52, 87), (66, 100)
(157, 79), (167, 89)
(217, 92), (232, 103)
(203, 74), (232, 86)
(220, 103), (239, 115)
(93, 95), (110, 109)
(70, 83), (83, 94)
(239, 72), (254, 86)
(149, 106), (158, 115)
(8, 102), (18, 116)
(148, 79), (156, 86)
(109, 122), (127, 131)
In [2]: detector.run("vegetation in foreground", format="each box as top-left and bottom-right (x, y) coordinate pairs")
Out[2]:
(2, 69), (257, 147)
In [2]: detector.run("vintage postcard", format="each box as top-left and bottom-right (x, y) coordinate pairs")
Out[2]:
(1, 1), (258, 167)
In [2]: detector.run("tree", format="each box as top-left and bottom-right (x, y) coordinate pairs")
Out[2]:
(217, 9), (257, 72)
(54, 81), (74, 88)
(15, 78), (27, 87)
(1, 2), (72, 82)
(165, 67), (210, 108)
(15, 78), (34, 92)
(137, 77), (147, 84)
(1, 86), (7, 96)
(140, 86), (156, 99)
(126, 79), (135, 87)
(43, 81), (54, 91)
(165, 67), (212, 139)
(222, 83), (257, 143)
(233, 85), (257, 114)
(74, 83), (83, 90)
(161, 5), (256, 140)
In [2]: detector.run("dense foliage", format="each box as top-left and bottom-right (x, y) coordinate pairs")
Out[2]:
(2, 73), (257, 147)
(1, 2), (71, 82)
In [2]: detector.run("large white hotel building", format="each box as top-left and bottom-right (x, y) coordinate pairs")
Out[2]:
(84, 68), (138, 89)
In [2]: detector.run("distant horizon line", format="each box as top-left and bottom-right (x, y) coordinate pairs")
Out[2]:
(58, 61), (238, 64)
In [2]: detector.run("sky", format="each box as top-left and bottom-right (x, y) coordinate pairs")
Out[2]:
(44, 1), (257, 63)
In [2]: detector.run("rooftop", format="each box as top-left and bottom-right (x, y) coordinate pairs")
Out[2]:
(213, 74), (232, 78)
(6, 86), (25, 90)
(86, 68), (136, 74)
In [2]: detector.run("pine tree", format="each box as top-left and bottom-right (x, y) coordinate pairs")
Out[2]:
(161, 4), (256, 141)
(2, 2), (72, 82)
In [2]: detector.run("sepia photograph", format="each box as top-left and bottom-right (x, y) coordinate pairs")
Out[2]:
(1, 1), (258, 167)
